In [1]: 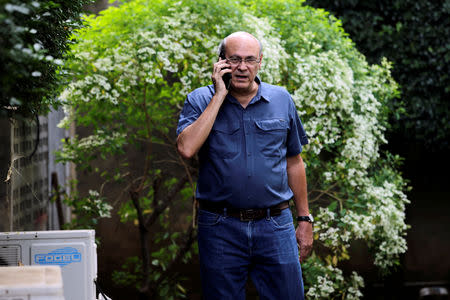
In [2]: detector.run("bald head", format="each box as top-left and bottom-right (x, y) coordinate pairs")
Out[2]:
(218, 32), (263, 57)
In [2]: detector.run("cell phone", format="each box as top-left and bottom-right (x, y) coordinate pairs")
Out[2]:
(219, 50), (232, 90)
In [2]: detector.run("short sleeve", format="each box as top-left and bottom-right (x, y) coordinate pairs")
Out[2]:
(286, 97), (308, 156)
(176, 95), (201, 136)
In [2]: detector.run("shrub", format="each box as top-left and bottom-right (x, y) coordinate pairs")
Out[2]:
(0, 0), (92, 117)
(305, 0), (450, 150)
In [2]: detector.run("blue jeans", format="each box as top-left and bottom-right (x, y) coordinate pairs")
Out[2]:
(197, 207), (304, 300)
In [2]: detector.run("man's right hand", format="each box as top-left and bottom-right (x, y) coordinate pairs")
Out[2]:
(212, 59), (231, 97)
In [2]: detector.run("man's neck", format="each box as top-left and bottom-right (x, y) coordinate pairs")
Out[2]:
(230, 81), (259, 108)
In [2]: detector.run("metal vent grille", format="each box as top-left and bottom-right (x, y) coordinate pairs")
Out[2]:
(0, 245), (21, 266)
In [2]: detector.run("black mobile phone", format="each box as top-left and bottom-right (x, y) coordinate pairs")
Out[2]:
(219, 50), (232, 90)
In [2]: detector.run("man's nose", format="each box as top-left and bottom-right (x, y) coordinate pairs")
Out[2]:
(237, 62), (248, 71)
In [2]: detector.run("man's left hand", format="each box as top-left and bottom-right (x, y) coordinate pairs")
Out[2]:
(296, 222), (313, 263)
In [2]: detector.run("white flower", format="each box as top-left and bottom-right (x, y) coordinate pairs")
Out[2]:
(5, 4), (30, 14)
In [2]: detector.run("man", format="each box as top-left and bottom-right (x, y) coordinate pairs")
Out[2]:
(176, 32), (313, 299)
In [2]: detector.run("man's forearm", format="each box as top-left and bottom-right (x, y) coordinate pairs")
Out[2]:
(177, 93), (226, 158)
(286, 154), (309, 216)
(288, 154), (313, 261)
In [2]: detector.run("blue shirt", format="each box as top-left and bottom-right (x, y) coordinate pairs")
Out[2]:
(177, 77), (308, 209)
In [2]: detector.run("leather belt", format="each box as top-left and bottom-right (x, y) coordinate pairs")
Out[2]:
(198, 200), (290, 221)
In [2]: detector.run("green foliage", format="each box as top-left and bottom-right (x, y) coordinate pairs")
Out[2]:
(111, 256), (143, 290)
(58, 0), (410, 298)
(0, 0), (92, 118)
(112, 255), (190, 299)
(53, 180), (113, 230)
(305, 0), (450, 150)
(301, 255), (364, 299)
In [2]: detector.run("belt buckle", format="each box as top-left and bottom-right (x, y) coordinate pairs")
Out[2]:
(240, 209), (257, 221)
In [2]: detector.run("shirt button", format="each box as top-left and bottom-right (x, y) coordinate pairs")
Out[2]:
(247, 153), (251, 156)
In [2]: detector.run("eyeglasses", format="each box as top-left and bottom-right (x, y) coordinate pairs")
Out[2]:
(227, 56), (261, 66)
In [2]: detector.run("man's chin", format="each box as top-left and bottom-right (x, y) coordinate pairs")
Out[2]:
(231, 80), (251, 91)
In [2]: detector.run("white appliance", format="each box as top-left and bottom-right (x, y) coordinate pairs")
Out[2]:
(0, 230), (97, 300)
(0, 265), (65, 300)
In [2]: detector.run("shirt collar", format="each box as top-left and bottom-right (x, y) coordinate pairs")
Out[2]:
(255, 76), (271, 103)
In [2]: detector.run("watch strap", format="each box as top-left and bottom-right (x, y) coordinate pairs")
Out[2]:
(297, 214), (314, 223)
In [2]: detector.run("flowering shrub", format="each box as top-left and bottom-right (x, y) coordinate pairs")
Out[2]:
(306, 0), (450, 150)
(58, 0), (409, 298)
(0, 0), (92, 117)
(303, 258), (364, 299)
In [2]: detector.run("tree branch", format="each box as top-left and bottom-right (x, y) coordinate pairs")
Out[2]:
(309, 188), (344, 211)
(137, 82), (153, 193)
(129, 189), (151, 297)
(144, 175), (189, 229)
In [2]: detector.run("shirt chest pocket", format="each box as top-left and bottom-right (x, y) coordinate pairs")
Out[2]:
(254, 119), (289, 157)
(208, 121), (241, 159)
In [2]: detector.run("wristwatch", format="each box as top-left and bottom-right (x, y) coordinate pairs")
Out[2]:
(297, 214), (314, 223)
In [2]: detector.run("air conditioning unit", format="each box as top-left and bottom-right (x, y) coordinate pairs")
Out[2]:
(0, 230), (97, 300)
(0, 265), (65, 300)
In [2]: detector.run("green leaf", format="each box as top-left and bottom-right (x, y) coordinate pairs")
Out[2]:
(327, 201), (338, 212)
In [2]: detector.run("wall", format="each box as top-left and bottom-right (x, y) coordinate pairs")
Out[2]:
(0, 108), (70, 233)
(0, 118), (11, 232)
